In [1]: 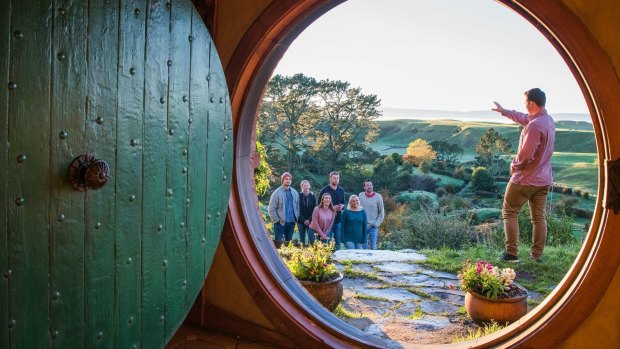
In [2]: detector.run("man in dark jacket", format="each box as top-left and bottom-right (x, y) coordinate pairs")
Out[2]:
(318, 171), (345, 249)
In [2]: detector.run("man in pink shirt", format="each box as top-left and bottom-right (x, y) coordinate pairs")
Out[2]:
(492, 88), (555, 263)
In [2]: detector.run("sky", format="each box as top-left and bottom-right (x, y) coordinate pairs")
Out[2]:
(273, 0), (590, 116)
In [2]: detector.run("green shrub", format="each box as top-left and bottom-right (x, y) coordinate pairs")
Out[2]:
(402, 206), (474, 250)
(419, 159), (432, 174)
(453, 167), (468, 180)
(555, 197), (579, 216)
(547, 214), (579, 245)
(396, 191), (437, 211)
(379, 204), (412, 249)
(474, 222), (503, 247)
(443, 183), (459, 194)
(395, 171), (413, 191)
(494, 206), (578, 247)
(409, 174), (438, 192)
(381, 205), (474, 250)
(468, 208), (502, 224)
(471, 166), (495, 191)
(435, 187), (447, 198)
(439, 196), (469, 213)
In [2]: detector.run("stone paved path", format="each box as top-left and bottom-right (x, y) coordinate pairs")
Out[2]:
(332, 249), (480, 346)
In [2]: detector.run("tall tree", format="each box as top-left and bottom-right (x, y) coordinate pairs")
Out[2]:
(312, 79), (381, 171)
(258, 73), (319, 170)
(430, 140), (463, 164)
(476, 128), (512, 175)
(403, 139), (437, 166)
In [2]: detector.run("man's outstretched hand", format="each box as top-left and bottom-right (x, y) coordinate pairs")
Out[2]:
(492, 101), (504, 113)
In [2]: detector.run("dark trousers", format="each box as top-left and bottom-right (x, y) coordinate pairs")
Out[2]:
(297, 223), (316, 245)
(274, 222), (296, 243)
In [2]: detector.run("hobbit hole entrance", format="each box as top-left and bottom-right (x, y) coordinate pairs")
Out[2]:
(232, 0), (603, 347)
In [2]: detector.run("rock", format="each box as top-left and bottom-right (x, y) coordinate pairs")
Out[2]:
(334, 249), (427, 263)
(334, 248), (479, 345)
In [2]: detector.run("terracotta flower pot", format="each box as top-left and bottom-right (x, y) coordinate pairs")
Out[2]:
(299, 273), (344, 311)
(465, 289), (528, 325)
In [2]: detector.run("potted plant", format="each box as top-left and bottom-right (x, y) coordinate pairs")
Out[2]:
(279, 241), (343, 311)
(459, 259), (528, 325)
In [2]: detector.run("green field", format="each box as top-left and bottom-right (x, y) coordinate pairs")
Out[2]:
(410, 167), (465, 187)
(551, 152), (598, 194)
(372, 119), (599, 197)
(373, 119), (596, 155)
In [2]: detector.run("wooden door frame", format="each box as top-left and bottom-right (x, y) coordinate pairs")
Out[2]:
(222, 0), (620, 347)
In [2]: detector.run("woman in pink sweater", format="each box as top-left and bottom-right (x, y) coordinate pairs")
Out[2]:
(309, 193), (336, 243)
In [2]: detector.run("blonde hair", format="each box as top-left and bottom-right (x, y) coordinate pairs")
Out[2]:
(300, 179), (310, 189)
(347, 195), (363, 211)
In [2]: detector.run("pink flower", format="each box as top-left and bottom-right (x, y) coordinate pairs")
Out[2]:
(476, 261), (484, 274)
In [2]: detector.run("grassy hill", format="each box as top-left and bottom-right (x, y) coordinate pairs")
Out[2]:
(372, 119), (596, 155)
(371, 119), (598, 196)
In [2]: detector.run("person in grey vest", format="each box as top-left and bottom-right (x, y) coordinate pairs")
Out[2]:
(359, 179), (385, 250)
(268, 172), (300, 245)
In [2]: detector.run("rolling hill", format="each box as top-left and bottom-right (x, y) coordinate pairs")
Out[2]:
(372, 118), (596, 155)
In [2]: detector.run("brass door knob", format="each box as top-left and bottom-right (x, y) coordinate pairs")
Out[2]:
(69, 154), (110, 191)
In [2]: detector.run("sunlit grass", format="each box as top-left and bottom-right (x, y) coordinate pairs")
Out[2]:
(453, 321), (505, 343)
(407, 287), (439, 301)
(420, 243), (581, 297)
(342, 265), (383, 281)
(408, 305), (424, 320)
(353, 293), (390, 302)
(333, 304), (363, 319)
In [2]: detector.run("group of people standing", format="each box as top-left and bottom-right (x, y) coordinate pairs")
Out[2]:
(268, 88), (555, 263)
(268, 171), (385, 250)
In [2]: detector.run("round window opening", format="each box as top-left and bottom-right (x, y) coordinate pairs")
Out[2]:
(227, 1), (619, 348)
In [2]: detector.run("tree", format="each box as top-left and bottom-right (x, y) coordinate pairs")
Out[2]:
(311, 79), (381, 171)
(373, 156), (399, 191)
(430, 140), (463, 164)
(403, 139), (437, 166)
(390, 152), (403, 166)
(475, 128), (512, 175)
(471, 166), (495, 191)
(258, 74), (319, 170)
(419, 159), (432, 174)
(339, 164), (373, 193)
(254, 140), (273, 197)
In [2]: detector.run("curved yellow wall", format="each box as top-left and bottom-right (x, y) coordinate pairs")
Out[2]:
(559, 1), (620, 347)
(564, 0), (620, 71)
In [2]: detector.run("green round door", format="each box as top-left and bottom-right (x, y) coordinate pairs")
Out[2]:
(0, 0), (232, 347)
